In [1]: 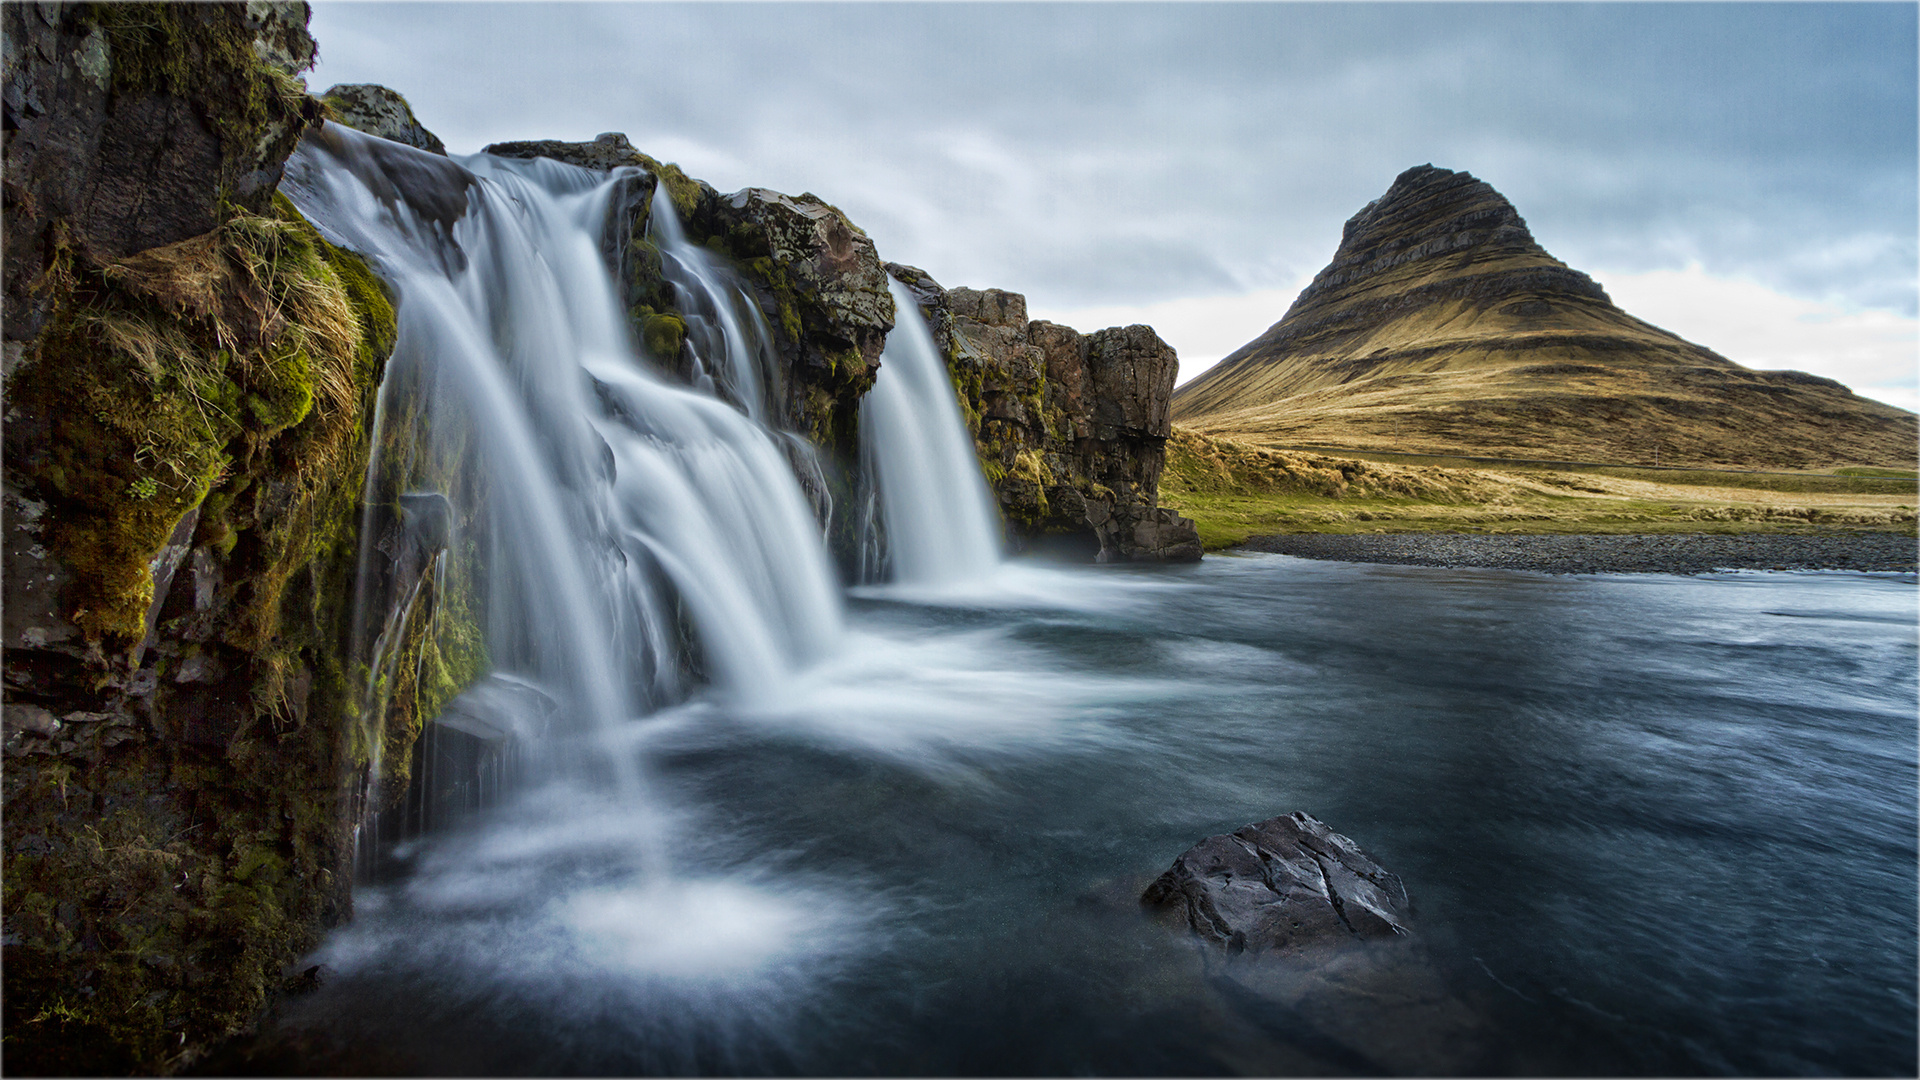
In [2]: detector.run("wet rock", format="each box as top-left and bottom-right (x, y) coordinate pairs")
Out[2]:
(1143, 812), (1410, 956)
(484, 131), (656, 172)
(321, 83), (446, 154)
(1143, 813), (1495, 1074)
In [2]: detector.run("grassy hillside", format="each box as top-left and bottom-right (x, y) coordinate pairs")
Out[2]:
(1173, 166), (1919, 471)
(1160, 428), (1918, 551)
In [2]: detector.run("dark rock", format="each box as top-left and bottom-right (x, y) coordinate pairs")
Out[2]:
(2, 2), (322, 340)
(485, 131), (655, 172)
(321, 83), (445, 154)
(888, 263), (1200, 563)
(1143, 812), (1410, 956)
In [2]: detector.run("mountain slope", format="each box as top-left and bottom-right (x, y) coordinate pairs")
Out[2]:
(1173, 165), (1917, 469)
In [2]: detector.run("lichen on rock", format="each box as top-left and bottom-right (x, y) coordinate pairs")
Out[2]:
(0, 4), (413, 1072)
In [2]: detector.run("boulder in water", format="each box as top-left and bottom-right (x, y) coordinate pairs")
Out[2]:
(1143, 811), (1410, 956)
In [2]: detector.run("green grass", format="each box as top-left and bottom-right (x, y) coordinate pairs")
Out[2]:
(1161, 429), (1918, 551)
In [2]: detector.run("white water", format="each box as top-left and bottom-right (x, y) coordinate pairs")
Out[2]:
(281, 125), (845, 814)
(861, 278), (1004, 585)
(648, 184), (781, 425)
(277, 123), (1168, 1013)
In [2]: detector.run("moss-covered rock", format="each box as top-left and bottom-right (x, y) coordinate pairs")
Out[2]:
(3, 2), (322, 344)
(0, 5), (417, 1072)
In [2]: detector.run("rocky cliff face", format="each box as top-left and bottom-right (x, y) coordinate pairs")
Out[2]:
(1174, 164), (1918, 469)
(2, 5), (404, 1073)
(476, 134), (1195, 565)
(890, 264), (1200, 562)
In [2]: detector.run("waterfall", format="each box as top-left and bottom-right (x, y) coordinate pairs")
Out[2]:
(280, 125), (845, 855)
(648, 184), (781, 425)
(861, 278), (1004, 584)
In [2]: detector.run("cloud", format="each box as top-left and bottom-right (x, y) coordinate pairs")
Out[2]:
(1589, 266), (1919, 413)
(305, 2), (1917, 327)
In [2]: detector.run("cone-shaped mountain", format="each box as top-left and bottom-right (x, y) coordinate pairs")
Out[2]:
(1173, 165), (1916, 469)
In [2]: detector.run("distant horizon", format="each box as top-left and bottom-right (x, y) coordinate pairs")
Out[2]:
(307, 2), (1919, 412)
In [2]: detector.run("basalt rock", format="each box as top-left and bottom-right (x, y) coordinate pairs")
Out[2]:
(1, 7), (416, 1073)
(890, 263), (1200, 563)
(2, 2), (322, 345)
(1142, 813), (1495, 1074)
(321, 83), (445, 155)
(1174, 164), (1918, 469)
(1142, 812), (1410, 956)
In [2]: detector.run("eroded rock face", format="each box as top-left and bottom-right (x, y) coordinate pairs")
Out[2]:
(1142, 812), (1410, 956)
(321, 83), (445, 154)
(2, 2), (322, 341)
(891, 263), (1200, 563)
(1, 8), (407, 1073)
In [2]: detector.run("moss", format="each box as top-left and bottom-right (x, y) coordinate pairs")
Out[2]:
(639, 312), (686, 362)
(3, 191), (399, 1072)
(647, 161), (704, 220)
(81, 4), (318, 209)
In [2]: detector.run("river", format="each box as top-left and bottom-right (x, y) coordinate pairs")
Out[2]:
(229, 556), (1918, 1076)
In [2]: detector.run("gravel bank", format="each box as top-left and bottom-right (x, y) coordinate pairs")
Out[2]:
(1237, 533), (1919, 575)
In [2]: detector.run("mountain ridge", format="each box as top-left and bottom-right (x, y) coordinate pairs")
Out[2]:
(1173, 165), (1915, 470)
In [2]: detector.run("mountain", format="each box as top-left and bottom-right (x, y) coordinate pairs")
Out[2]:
(1172, 165), (1917, 470)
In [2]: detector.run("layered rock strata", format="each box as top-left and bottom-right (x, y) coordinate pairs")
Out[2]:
(890, 264), (1201, 562)
(1174, 164), (1917, 469)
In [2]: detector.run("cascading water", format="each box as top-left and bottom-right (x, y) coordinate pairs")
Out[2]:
(262, 123), (1195, 1073)
(860, 278), (1005, 585)
(648, 185), (781, 424)
(279, 125), (846, 859)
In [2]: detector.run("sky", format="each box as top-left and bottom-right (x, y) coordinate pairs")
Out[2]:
(305, 2), (1919, 411)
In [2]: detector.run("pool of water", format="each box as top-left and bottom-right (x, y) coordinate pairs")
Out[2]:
(226, 554), (1919, 1076)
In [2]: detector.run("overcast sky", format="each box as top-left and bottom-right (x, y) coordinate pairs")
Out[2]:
(306, 2), (1919, 410)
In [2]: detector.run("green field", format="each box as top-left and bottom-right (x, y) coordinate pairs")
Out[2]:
(1161, 429), (1920, 551)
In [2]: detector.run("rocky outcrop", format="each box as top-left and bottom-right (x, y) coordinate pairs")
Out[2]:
(1174, 164), (1918, 469)
(320, 83), (444, 155)
(1, 6), (408, 1073)
(2, 2), (322, 347)
(891, 264), (1200, 562)
(1142, 812), (1410, 955)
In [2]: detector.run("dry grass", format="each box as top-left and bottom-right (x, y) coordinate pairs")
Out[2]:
(1162, 427), (1917, 550)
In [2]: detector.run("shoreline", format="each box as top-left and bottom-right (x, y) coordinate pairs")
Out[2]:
(1234, 532), (1919, 575)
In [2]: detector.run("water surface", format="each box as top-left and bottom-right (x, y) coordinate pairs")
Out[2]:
(239, 556), (1919, 1076)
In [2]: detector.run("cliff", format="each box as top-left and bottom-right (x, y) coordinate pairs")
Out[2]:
(478, 134), (1196, 565)
(889, 265), (1201, 562)
(0, 55), (1195, 1074)
(2, 5), (403, 1072)
(1173, 165), (1918, 469)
